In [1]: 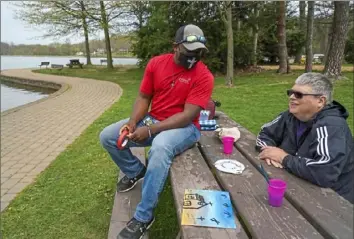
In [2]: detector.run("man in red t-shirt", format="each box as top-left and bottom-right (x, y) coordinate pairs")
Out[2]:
(100, 24), (214, 239)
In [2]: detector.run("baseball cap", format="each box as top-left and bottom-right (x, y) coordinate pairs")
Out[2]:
(174, 24), (208, 51)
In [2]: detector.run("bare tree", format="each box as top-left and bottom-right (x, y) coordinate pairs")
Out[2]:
(84, 1), (129, 69)
(126, 1), (150, 30)
(79, 1), (91, 65)
(323, 1), (350, 79)
(14, 1), (93, 65)
(277, 1), (290, 73)
(295, 1), (306, 64)
(219, 1), (234, 86)
(305, 1), (314, 72)
(99, 1), (113, 69)
(251, 2), (260, 67)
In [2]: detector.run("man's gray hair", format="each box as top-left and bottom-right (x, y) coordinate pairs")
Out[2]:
(295, 73), (333, 104)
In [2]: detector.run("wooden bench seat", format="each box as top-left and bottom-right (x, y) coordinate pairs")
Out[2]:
(108, 148), (148, 239)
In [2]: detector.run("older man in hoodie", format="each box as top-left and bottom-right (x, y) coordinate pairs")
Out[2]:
(256, 73), (353, 204)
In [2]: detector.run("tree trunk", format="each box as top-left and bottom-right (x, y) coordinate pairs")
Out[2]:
(295, 1), (306, 64)
(320, 25), (328, 54)
(237, 20), (241, 31)
(277, 1), (290, 73)
(305, 1), (314, 72)
(252, 3), (259, 67)
(100, 1), (113, 69)
(225, 2), (233, 86)
(323, 29), (332, 64)
(323, 1), (350, 79)
(80, 1), (91, 65)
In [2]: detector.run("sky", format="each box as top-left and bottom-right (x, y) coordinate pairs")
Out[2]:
(0, 1), (99, 45)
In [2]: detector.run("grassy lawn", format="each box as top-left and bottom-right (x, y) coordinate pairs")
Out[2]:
(216, 70), (353, 134)
(1, 65), (352, 239)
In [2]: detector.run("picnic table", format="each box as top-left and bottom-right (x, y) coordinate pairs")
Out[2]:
(108, 111), (353, 239)
(66, 59), (83, 69)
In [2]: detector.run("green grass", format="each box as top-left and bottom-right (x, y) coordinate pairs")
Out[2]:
(1, 66), (178, 239)
(1, 66), (353, 239)
(214, 71), (353, 134)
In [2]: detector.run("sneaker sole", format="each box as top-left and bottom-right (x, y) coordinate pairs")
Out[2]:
(117, 177), (144, 193)
(139, 217), (155, 239)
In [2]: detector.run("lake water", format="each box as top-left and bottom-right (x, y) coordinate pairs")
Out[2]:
(1, 79), (56, 112)
(0, 55), (138, 70)
(0, 55), (139, 112)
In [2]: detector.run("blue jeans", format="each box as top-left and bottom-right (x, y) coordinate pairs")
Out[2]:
(99, 114), (200, 223)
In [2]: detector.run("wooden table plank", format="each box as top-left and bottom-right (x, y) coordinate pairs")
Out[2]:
(216, 111), (354, 239)
(199, 130), (323, 239)
(170, 145), (249, 239)
(108, 147), (148, 239)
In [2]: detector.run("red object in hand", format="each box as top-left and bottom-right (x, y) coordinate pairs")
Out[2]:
(117, 128), (129, 150)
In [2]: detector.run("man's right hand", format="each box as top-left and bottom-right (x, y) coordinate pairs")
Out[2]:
(120, 119), (137, 134)
(265, 158), (283, 168)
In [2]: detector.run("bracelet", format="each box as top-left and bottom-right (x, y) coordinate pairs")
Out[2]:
(147, 126), (152, 138)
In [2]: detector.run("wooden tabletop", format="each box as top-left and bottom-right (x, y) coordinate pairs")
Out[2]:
(201, 111), (353, 239)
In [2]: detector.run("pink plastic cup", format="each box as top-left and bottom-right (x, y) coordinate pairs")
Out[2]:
(268, 179), (287, 207)
(222, 136), (234, 154)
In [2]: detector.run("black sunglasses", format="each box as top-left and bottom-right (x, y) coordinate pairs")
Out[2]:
(286, 89), (322, 99)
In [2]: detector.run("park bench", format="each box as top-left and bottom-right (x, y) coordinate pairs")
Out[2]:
(100, 59), (114, 65)
(51, 64), (64, 70)
(39, 62), (50, 68)
(108, 111), (353, 239)
(66, 59), (83, 69)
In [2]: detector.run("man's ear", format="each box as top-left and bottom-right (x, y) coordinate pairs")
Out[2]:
(319, 96), (327, 107)
(173, 43), (179, 52)
(199, 49), (206, 58)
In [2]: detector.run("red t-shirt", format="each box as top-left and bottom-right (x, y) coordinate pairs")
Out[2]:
(139, 53), (214, 129)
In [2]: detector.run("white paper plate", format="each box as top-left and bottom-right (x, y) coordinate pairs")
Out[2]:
(214, 159), (245, 174)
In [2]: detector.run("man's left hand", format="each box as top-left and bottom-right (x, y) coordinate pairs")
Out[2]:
(259, 146), (288, 164)
(127, 126), (149, 142)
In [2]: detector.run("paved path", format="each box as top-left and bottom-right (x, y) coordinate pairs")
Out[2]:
(1, 69), (122, 211)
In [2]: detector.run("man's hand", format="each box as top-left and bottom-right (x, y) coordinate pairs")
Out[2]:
(150, 103), (201, 135)
(120, 119), (137, 134)
(127, 126), (149, 142)
(259, 146), (288, 164)
(264, 158), (283, 168)
(123, 92), (152, 135)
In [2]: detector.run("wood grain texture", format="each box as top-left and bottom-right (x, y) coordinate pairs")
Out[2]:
(216, 111), (354, 239)
(170, 144), (249, 239)
(199, 130), (322, 239)
(108, 147), (149, 239)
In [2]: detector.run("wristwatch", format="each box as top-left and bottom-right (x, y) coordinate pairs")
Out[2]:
(143, 116), (154, 127)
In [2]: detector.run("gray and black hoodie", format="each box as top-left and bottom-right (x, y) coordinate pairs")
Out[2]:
(256, 101), (354, 204)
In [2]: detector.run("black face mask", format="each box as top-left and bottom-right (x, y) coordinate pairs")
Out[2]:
(178, 51), (201, 70)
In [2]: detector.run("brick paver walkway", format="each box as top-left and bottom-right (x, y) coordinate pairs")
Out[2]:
(1, 69), (122, 211)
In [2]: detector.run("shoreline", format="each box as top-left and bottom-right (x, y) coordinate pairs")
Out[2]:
(0, 68), (122, 212)
(0, 72), (69, 116)
(1, 55), (136, 59)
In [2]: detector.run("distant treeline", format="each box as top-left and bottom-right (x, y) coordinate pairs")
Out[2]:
(0, 34), (133, 56)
